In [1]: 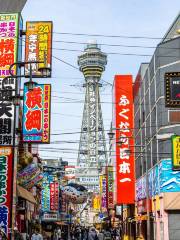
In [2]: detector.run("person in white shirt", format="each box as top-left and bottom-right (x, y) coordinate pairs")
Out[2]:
(31, 229), (43, 240)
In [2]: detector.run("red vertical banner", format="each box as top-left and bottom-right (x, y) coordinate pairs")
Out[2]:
(50, 182), (59, 211)
(114, 75), (135, 204)
(50, 183), (55, 210)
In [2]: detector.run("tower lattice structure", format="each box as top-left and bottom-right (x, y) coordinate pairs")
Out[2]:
(77, 40), (108, 191)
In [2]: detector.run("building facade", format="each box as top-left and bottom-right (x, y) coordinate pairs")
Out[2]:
(134, 14), (180, 240)
(0, 0), (27, 12)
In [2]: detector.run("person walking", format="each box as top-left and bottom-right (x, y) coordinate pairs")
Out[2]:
(97, 230), (104, 240)
(88, 227), (98, 240)
(31, 229), (43, 240)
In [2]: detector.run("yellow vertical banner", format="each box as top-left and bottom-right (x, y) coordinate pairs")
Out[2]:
(93, 195), (100, 211)
(172, 136), (180, 169)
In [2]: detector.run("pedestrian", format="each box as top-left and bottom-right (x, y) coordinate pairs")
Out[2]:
(31, 229), (43, 240)
(97, 230), (104, 240)
(88, 227), (98, 240)
(14, 227), (23, 240)
(103, 228), (111, 240)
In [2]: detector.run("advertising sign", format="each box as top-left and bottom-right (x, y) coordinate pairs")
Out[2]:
(165, 72), (180, 107)
(93, 195), (100, 211)
(50, 182), (59, 211)
(172, 135), (180, 169)
(114, 75), (135, 204)
(107, 166), (114, 209)
(99, 175), (107, 210)
(25, 21), (52, 77)
(22, 84), (51, 143)
(41, 172), (53, 212)
(0, 13), (20, 78)
(0, 147), (13, 236)
(64, 166), (75, 180)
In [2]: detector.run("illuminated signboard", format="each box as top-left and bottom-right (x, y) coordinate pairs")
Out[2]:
(114, 75), (135, 204)
(25, 21), (53, 77)
(165, 72), (180, 107)
(50, 182), (59, 211)
(41, 172), (53, 212)
(0, 147), (13, 236)
(107, 166), (114, 209)
(172, 135), (180, 169)
(0, 13), (21, 145)
(22, 84), (51, 143)
(100, 175), (107, 210)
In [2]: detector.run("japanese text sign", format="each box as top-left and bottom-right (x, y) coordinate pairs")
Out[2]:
(41, 172), (53, 212)
(100, 175), (107, 210)
(0, 78), (16, 145)
(22, 84), (51, 143)
(0, 13), (20, 77)
(50, 182), (59, 211)
(107, 166), (114, 209)
(25, 21), (53, 77)
(172, 135), (180, 169)
(114, 75), (135, 204)
(0, 147), (13, 236)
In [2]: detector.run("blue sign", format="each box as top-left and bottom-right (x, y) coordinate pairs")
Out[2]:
(159, 159), (180, 192)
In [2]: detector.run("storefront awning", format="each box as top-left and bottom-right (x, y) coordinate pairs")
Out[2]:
(17, 185), (36, 204)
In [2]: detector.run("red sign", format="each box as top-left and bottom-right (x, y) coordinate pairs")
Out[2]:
(0, 147), (13, 236)
(114, 75), (135, 204)
(137, 199), (152, 214)
(50, 182), (59, 211)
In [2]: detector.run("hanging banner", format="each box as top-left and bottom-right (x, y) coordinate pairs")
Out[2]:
(0, 13), (21, 145)
(0, 13), (20, 77)
(107, 166), (114, 209)
(25, 21), (53, 77)
(22, 84), (51, 143)
(41, 172), (53, 212)
(0, 147), (13, 236)
(172, 135), (180, 170)
(93, 195), (101, 211)
(100, 175), (107, 210)
(114, 75), (135, 204)
(50, 182), (59, 211)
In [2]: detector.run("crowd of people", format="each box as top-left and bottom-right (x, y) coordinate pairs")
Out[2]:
(51, 226), (121, 240)
(5, 225), (121, 240)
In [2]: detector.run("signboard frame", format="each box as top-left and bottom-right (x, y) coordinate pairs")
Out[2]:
(165, 72), (180, 108)
(25, 21), (53, 77)
(172, 135), (180, 170)
(22, 84), (51, 143)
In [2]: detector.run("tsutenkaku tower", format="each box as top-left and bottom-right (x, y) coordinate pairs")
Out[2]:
(77, 40), (108, 191)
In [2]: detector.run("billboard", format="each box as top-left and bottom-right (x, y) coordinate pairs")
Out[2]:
(114, 75), (135, 204)
(0, 147), (13, 236)
(64, 166), (75, 180)
(165, 72), (180, 107)
(172, 135), (180, 169)
(0, 13), (21, 145)
(100, 175), (107, 210)
(107, 166), (114, 209)
(50, 182), (59, 211)
(25, 21), (53, 77)
(22, 84), (51, 143)
(41, 172), (53, 212)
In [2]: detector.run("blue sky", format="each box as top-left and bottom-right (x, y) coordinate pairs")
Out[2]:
(22, 0), (180, 164)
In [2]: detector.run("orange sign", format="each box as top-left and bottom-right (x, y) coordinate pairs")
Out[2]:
(25, 21), (53, 77)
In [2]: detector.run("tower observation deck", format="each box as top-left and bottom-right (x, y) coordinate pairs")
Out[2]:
(76, 40), (108, 192)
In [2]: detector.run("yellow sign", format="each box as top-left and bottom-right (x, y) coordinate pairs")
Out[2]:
(172, 136), (180, 169)
(25, 21), (53, 77)
(93, 195), (100, 210)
